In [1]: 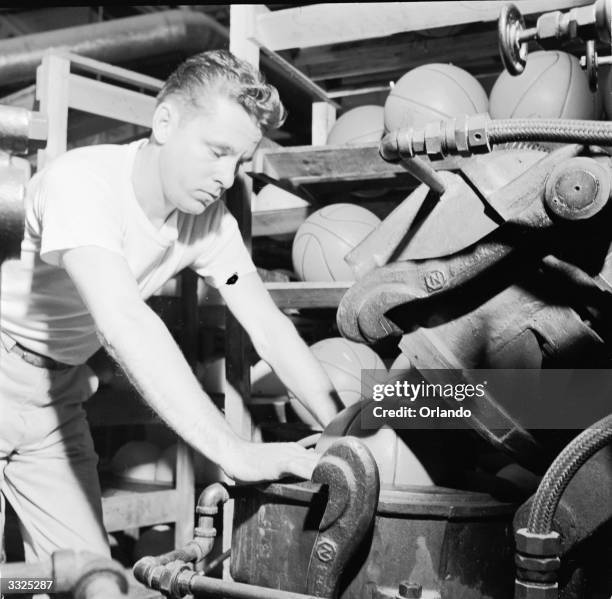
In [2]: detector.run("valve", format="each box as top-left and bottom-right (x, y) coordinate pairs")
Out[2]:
(498, 0), (612, 90)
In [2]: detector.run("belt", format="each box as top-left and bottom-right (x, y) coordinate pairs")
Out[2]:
(6, 339), (72, 370)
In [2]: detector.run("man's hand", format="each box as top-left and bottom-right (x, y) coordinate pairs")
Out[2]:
(223, 441), (319, 483)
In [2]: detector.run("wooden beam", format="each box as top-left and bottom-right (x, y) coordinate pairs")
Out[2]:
(230, 4), (266, 67)
(36, 53), (70, 168)
(265, 281), (350, 308)
(198, 281), (351, 308)
(0, 84), (36, 109)
(294, 29), (499, 83)
(311, 101), (336, 145)
(250, 143), (461, 187)
(255, 1), (592, 51)
(259, 46), (337, 106)
(55, 51), (163, 92)
(68, 74), (155, 127)
(102, 487), (178, 532)
(253, 206), (309, 236)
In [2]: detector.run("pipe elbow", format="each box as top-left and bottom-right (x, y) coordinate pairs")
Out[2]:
(197, 482), (230, 513)
(379, 131), (401, 162)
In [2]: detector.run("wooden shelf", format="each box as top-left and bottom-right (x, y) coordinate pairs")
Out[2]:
(101, 484), (180, 532)
(265, 281), (350, 308)
(250, 143), (461, 189)
(200, 281), (351, 310)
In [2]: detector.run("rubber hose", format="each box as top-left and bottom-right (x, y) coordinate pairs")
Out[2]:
(489, 119), (612, 146)
(527, 413), (612, 534)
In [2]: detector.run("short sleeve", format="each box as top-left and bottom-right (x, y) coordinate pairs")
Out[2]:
(190, 202), (257, 288)
(36, 160), (124, 267)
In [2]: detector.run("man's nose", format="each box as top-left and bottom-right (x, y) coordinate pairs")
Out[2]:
(215, 159), (237, 190)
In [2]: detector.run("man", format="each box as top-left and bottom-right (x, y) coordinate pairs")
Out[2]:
(0, 50), (341, 561)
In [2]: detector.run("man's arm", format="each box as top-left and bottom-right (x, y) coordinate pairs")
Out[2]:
(61, 245), (318, 481)
(218, 271), (342, 428)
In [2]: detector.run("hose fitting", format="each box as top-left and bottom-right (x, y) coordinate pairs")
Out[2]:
(380, 113), (491, 161)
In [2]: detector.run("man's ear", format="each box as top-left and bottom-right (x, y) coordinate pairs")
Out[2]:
(152, 101), (176, 144)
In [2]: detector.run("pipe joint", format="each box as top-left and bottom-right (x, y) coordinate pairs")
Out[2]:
(379, 113), (491, 161)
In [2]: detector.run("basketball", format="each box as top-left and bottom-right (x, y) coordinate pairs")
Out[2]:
(489, 50), (598, 119)
(326, 105), (385, 145)
(384, 63), (488, 132)
(288, 337), (387, 425)
(111, 441), (161, 484)
(154, 444), (177, 485)
(327, 105), (387, 198)
(316, 403), (434, 487)
(390, 352), (413, 372)
(292, 204), (380, 282)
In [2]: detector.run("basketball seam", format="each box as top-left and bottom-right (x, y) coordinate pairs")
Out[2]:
(388, 95), (454, 119)
(302, 220), (375, 246)
(311, 234), (336, 281)
(343, 342), (377, 371)
(297, 234), (312, 280)
(317, 359), (362, 380)
(559, 53), (573, 118)
(322, 204), (378, 224)
(418, 65), (483, 113)
(511, 52), (560, 118)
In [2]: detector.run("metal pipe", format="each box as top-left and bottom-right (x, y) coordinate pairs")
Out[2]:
(133, 482), (230, 586)
(0, 10), (228, 88)
(0, 105), (47, 154)
(180, 571), (322, 599)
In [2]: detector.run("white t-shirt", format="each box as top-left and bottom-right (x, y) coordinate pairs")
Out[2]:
(0, 140), (256, 365)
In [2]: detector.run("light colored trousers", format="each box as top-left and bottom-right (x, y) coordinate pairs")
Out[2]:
(0, 332), (110, 565)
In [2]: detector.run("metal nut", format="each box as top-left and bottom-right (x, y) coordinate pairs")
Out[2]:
(516, 569), (560, 584)
(515, 580), (558, 599)
(397, 581), (422, 598)
(466, 113), (490, 153)
(424, 121), (444, 159)
(572, 3), (599, 39)
(515, 528), (561, 556)
(515, 554), (561, 572)
(452, 115), (471, 155)
(396, 127), (416, 160)
(537, 11), (564, 39)
(411, 128), (426, 155)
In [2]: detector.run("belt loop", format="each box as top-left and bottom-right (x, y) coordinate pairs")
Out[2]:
(0, 330), (17, 352)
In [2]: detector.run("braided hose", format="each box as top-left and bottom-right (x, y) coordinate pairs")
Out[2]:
(489, 119), (612, 146)
(379, 115), (612, 161)
(527, 413), (612, 534)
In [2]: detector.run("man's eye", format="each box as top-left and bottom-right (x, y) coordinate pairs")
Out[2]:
(206, 146), (223, 158)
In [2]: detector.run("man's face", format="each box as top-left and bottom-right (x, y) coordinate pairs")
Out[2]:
(158, 94), (262, 215)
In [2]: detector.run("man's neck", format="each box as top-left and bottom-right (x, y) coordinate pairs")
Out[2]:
(132, 140), (174, 229)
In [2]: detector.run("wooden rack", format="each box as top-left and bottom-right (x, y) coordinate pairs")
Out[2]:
(225, 0), (592, 578)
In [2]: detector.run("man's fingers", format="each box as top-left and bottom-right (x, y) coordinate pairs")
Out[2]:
(283, 445), (318, 480)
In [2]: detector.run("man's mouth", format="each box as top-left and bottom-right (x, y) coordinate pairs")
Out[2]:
(195, 190), (216, 203)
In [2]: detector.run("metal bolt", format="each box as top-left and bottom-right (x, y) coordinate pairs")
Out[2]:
(397, 581), (422, 599)
(544, 157), (611, 221)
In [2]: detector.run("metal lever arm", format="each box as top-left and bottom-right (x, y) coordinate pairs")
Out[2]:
(306, 437), (380, 599)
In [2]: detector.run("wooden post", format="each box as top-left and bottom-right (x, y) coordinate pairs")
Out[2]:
(175, 270), (198, 547)
(36, 53), (70, 168)
(224, 6), (270, 579)
(312, 101), (336, 146)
